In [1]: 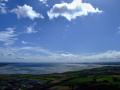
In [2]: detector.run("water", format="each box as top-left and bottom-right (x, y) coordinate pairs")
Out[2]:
(0, 62), (103, 74)
(1, 62), (120, 74)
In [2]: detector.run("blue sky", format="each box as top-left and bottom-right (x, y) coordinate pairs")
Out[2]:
(0, 0), (120, 63)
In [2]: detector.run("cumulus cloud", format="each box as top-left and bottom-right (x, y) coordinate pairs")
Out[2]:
(0, 27), (17, 45)
(11, 4), (44, 20)
(47, 0), (102, 21)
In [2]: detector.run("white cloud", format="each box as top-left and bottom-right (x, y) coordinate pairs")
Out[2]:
(11, 4), (44, 20)
(39, 0), (47, 4)
(0, 0), (8, 13)
(118, 26), (120, 30)
(45, 50), (120, 63)
(0, 27), (17, 45)
(21, 41), (28, 45)
(0, 3), (6, 13)
(117, 26), (120, 34)
(0, 0), (8, 2)
(26, 25), (38, 34)
(0, 46), (120, 63)
(39, 0), (49, 7)
(47, 0), (102, 21)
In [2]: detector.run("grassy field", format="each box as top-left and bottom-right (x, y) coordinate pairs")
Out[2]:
(0, 66), (120, 90)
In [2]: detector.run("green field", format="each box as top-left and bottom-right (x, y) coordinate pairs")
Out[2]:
(0, 66), (120, 90)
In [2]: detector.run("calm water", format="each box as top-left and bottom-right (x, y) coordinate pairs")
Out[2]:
(0, 62), (117, 74)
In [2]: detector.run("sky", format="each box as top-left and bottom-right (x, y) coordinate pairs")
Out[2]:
(0, 0), (120, 63)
